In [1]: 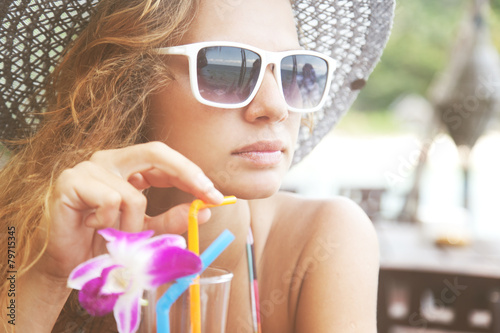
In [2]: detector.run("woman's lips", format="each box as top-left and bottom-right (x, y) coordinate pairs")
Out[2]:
(232, 141), (285, 167)
(234, 151), (283, 165)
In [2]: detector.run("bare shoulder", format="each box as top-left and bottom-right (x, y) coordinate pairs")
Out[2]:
(263, 192), (379, 332)
(271, 191), (378, 247)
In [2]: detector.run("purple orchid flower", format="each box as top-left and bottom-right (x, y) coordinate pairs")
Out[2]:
(67, 228), (202, 333)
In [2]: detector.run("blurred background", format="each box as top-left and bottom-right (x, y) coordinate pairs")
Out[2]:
(283, 0), (500, 332)
(284, 0), (500, 235)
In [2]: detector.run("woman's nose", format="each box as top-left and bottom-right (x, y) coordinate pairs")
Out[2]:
(243, 66), (289, 123)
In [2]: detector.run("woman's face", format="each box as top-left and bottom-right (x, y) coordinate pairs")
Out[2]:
(147, 0), (302, 199)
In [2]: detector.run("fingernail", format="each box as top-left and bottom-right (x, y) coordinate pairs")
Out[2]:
(207, 187), (224, 203)
(196, 173), (214, 192)
(196, 173), (223, 203)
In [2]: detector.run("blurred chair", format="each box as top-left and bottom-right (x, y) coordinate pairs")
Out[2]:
(378, 268), (500, 333)
(376, 222), (500, 333)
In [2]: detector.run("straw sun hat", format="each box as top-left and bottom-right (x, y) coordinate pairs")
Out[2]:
(0, 0), (394, 164)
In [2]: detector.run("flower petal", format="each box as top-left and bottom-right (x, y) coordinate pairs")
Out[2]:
(98, 228), (155, 242)
(145, 247), (202, 288)
(138, 233), (186, 252)
(68, 254), (113, 290)
(114, 293), (142, 333)
(100, 265), (130, 294)
(99, 228), (155, 258)
(78, 267), (124, 317)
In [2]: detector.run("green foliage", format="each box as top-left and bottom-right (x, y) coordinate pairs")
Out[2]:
(352, 0), (500, 111)
(336, 109), (402, 135)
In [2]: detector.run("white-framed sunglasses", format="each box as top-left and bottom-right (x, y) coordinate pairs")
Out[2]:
(155, 41), (336, 113)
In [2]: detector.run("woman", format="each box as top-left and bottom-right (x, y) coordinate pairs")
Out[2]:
(0, 0), (394, 332)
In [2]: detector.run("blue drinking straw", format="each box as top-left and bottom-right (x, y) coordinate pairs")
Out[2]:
(156, 229), (235, 333)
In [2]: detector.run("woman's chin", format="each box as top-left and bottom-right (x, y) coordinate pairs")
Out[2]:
(227, 186), (280, 200)
(216, 175), (283, 200)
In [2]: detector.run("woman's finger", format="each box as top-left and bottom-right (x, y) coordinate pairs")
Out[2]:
(79, 163), (149, 233)
(89, 141), (224, 205)
(127, 172), (151, 190)
(54, 162), (148, 233)
(52, 168), (121, 230)
(145, 204), (212, 235)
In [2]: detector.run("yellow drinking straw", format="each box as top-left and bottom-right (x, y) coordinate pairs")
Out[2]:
(188, 196), (237, 333)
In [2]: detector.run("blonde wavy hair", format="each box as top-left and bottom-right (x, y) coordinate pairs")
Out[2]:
(0, 0), (198, 330)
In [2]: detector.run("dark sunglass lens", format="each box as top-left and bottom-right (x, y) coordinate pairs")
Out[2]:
(197, 46), (261, 104)
(281, 55), (329, 110)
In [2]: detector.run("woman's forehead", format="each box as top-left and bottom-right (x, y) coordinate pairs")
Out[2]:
(180, 0), (300, 51)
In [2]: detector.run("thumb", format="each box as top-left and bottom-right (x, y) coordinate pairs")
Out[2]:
(144, 203), (212, 235)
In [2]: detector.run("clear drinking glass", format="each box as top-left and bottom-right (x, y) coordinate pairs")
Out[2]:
(139, 267), (233, 333)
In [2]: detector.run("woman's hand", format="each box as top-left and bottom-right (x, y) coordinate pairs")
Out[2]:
(40, 141), (223, 282)
(16, 141), (221, 332)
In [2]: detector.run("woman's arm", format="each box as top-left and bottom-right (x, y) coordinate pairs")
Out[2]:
(294, 197), (379, 332)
